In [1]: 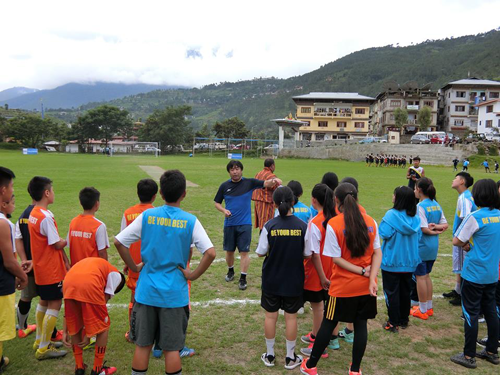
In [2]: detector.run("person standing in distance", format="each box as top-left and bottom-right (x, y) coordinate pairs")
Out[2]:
(252, 158), (279, 232)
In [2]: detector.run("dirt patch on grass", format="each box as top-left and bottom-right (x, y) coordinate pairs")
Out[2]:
(138, 165), (199, 187)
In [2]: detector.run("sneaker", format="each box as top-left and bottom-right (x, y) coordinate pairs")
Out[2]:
(75, 364), (87, 375)
(383, 321), (398, 333)
(51, 329), (64, 342)
(284, 353), (303, 370)
(225, 270), (235, 282)
(179, 346), (195, 358)
(300, 359), (318, 375)
(349, 364), (363, 375)
(298, 307), (305, 314)
(300, 343), (328, 358)
(0, 357), (9, 372)
(426, 308), (434, 317)
(261, 353), (275, 367)
(339, 328), (354, 343)
(33, 341), (64, 350)
(328, 338), (340, 350)
(18, 324), (37, 338)
(399, 321), (409, 330)
(411, 307), (429, 320)
(477, 337), (488, 347)
(90, 363), (117, 375)
(450, 352), (477, 369)
(83, 336), (96, 351)
(35, 344), (68, 360)
(301, 332), (315, 344)
(238, 278), (247, 290)
(443, 290), (459, 299)
(476, 349), (500, 365)
(449, 296), (462, 306)
(478, 315), (485, 323)
(124, 331), (133, 343)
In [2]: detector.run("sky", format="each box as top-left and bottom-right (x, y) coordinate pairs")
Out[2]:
(1, 0), (500, 92)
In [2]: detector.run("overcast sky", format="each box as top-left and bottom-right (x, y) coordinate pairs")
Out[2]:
(1, 0), (499, 91)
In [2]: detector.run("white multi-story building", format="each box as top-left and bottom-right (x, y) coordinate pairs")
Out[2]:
(477, 99), (500, 135)
(440, 78), (500, 132)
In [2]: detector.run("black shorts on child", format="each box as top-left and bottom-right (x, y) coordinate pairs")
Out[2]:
(303, 289), (329, 303)
(36, 281), (63, 301)
(261, 291), (303, 314)
(324, 294), (377, 322)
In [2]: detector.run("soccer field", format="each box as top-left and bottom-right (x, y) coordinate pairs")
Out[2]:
(1, 150), (498, 375)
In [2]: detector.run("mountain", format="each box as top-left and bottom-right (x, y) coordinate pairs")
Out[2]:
(0, 87), (39, 102)
(0, 82), (185, 110)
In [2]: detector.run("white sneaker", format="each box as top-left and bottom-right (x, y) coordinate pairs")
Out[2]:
(285, 354), (303, 370)
(261, 353), (275, 367)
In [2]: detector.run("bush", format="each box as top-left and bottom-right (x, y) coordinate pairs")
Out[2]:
(0, 142), (22, 150)
(477, 142), (486, 155)
(489, 144), (499, 156)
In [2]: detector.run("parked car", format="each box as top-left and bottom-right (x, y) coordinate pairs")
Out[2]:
(410, 134), (430, 144)
(234, 144), (250, 150)
(430, 135), (444, 144)
(264, 144), (279, 149)
(358, 137), (376, 144)
(374, 137), (388, 143)
(464, 133), (488, 144)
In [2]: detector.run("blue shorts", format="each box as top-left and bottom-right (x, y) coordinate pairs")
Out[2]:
(414, 260), (435, 276)
(223, 225), (252, 252)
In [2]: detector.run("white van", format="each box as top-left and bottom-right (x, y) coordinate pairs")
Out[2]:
(413, 131), (446, 141)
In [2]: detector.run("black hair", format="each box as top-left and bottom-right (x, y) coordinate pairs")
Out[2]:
(226, 160), (243, 172)
(335, 183), (369, 258)
(321, 172), (339, 191)
(273, 186), (294, 217)
(287, 180), (303, 205)
(393, 186), (417, 217)
(455, 172), (474, 188)
(27, 176), (53, 201)
(0, 167), (15, 188)
(79, 187), (100, 210)
(472, 179), (500, 210)
(413, 156), (421, 161)
(416, 177), (436, 201)
(137, 178), (158, 203)
(340, 177), (359, 192)
(114, 273), (126, 295)
(264, 158), (275, 168)
(497, 180), (500, 190)
(160, 170), (186, 203)
(311, 183), (336, 229)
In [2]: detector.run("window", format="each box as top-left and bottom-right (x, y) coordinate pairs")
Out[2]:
(354, 122), (364, 128)
(302, 121), (310, 127)
(301, 107), (311, 114)
(337, 122), (347, 128)
(447, 106), (450, 112)
(454, 119), (464, 126)
(455, 105), (465, 112)
(456, 91), (466, 98)
(390, 100), (401, 107)
(355, 108), (365, 115)
(490, 92), (499, 99)
(486, 120), (493, 128)
(389, 114), (395, 121)
(318, 121), (328, 127)
(423, 101), (434, 108)
(486, 105), (493, 113)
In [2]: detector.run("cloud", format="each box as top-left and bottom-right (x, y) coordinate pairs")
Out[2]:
(226, 50), (233, 58)
(186, 48), (203, 59)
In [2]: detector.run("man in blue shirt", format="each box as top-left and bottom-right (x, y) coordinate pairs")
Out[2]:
(214, 160), (280, 290)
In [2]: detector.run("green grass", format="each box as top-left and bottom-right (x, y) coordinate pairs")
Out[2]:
(1, 150), (499, 374)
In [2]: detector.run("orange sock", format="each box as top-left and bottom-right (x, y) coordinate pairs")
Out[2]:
(73, 345), (84, 370)
(93, 346), (106, 372)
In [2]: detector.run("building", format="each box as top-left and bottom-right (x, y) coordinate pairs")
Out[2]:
(293, 92), (375, 141)
(440, 78), (500, 133)
(374, 83), (439, 135)
(477, 99), (500, 135)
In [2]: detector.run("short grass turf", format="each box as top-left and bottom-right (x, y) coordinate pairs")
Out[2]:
(1, 150), (499, 375)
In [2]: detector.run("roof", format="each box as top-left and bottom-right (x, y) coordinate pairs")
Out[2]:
(476, 99), (500, 107)
(441, 78), (500, 90)
(292, 92), (375, 101)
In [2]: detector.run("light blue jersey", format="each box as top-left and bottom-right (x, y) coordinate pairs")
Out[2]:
(452, 189), (477, 235)
(293, 201), (312, 223)
(417, 199), (446, 261)
(310, 205), (319, 219)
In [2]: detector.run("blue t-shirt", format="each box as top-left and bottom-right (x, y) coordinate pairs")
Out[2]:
(293, 201), (312, 223)
(456, 208), (500, 284)
(453, 190), (477, 234)
(483, 161), (489, 168)
(136, 206), (197, 308)
(310, 205), (319, 219)
(214, 178), (264, 226)
(417, 199), (446, 261)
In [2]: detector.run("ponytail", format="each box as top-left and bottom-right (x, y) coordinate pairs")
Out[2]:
(335, 183), (369, 258)
(273, 186), (295, 218)
(416, 177), (436, 201)
(311, 184), (336, 228)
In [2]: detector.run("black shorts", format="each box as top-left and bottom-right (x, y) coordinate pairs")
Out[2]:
(261, 291), (303, 314)
(324, 294), (377, 323)
(303, 289), (329, 303)
(36, 281), (63, 301)
(223, 225), (252, 252)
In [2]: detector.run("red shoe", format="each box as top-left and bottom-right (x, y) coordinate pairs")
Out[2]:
(426, 308), (434, 317)
(51, 329), (64, 342)
(91, 364), (117, 375)
(349, 364), (363, 375)
(300, 359), (318, 375)
(411, 308), (429, 320)
(18, 324), (37, 338)
(410, 306), (419, 314)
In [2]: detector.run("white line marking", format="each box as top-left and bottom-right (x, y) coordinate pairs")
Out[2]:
(190, 254), (259, 266)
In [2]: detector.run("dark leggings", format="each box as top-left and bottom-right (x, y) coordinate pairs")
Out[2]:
(307, 318), (368, 372)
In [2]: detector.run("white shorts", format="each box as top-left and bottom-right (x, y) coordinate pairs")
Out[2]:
(452, 246), (466, 274)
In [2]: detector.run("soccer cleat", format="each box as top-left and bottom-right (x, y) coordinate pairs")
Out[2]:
(261, 353), (275, 367)
(90, 363), (117, 375)
(349, 363), (363, 375)
(301, 332), (315, 344)
(179, 346), (195, 358)
(124, 331), (133, 343)
(35, 344), (68, 360)
(449, 296), (461, 306)
(75, 364), (87, 375)
(399, 321), (409, 330)
(33, 340), (40, 350)
(51, 329), (64, 342)
(83, 336), (96, 351)
(477, 337), (488, 347)
(450, 353), (477, 369)
(338, 328), (354, 343)
(426, 308), (434, 317)
(476, 349), (500, 365)
(284, 353), (303, 370)
(443, 290), (459, 299)
(300, 359), (318, 375)
(300, 343), (328, 358)
(18, 324), (37, 338)
(238, 278), (247, 290)
(328, 338), (340, 350)
(0, 357), (9, 372)
(411, 307), (429, 320)
(383, 321), (398, 333)
(225, 270), (235, 282)
(33, 340), (63, 350)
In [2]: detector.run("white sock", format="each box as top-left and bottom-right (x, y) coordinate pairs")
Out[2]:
(265, 337), (275, 357)
(419, 302), (427, 314)
(455, 283), (461, 295)
(427, 300), (433, 310)
(17, 307), (29, 330)
(286, 339), (296, 359)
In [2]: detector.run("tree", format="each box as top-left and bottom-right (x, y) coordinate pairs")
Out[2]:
(213, 117), (249, 139)
(195, 123), (212, 139)
(139, 105), (192, 153)
(394, 108), (408, 132)
(417, 106), (432, 131)
(77, 105), (133, 147)
(5, 114), (57, 147)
